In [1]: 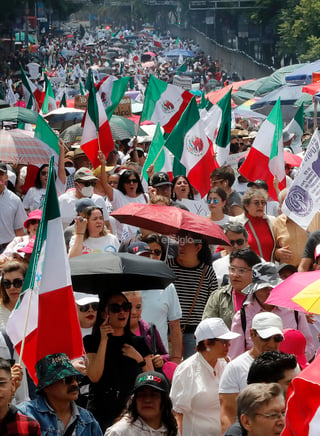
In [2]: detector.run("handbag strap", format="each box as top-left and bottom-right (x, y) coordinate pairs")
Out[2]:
(183, 265), (208, 329)
(149, 323), (157, 355)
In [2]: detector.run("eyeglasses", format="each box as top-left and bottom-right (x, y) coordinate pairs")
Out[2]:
(124, 179), (138, 184)
(151, 249), (162, 256)
(109, 302), (132, 313)
(229, 238), (245, 247)
(228, 266), (252, 276)
(255, 411), (285, 420)
(256, 333), (283, 343)
(78, 181), (96, 187)
(28, 219), (40, 226)
(252, 200), (267, 206)
(79, 302), (99, 312)
(2, 278), (23, 289)
(207, 198), (219, 204)
(40, 171), (48, 176)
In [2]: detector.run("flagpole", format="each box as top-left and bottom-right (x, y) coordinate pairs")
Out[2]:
(151, 144), (165, 167)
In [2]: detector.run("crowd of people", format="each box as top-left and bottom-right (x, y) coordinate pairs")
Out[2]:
(0, 22), (318, 436)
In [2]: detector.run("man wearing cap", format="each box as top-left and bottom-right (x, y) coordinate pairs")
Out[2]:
(63, 198), (95, 251)
(65, 148), (93, 190)
(228, 262), (314, 361)
(58, 167), (111, 230)
(0, 163), (27, 254)
(219, 312), (285, 434)
(17, 353), (103, 435)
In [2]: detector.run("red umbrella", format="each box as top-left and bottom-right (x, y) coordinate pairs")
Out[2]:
(111, 203), (231, 245)
(266, 270), (320, 313)
(284, 150), (302, 167)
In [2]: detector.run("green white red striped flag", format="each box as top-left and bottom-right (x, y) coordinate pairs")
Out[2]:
(165, 97), (218, 196)
(283, 104), (304, 153)
(140, 75), (193, 134)
(240, 98), (286, 200)
(81, 70), (114, 168)
(20, 65), (42, 111)
(6, 157), (83, 384)
(40, 74), (57, 114)
(96, 75), (130, 119)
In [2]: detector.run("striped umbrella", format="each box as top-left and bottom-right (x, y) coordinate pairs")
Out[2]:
(0, 129), (52, 165)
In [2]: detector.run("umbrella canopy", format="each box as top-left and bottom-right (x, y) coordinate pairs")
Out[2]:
(0, 129), (52, 165)
(206, 80), (254, 105)
(70, 252), (176, 294)
(60, 116), (148, 143)
(302, 82), (320, 96)
(111, 203), (231, 245)
(283, 150), (302, 167)
(285, 59), (320, 85)
(265, 270), (320, 314)
(252, 64), (304, 97)
(250, 85), (304, 122)
(143, 51), (156, 57)
(44, 107), (85, 131)
(0, 107), (39, 125)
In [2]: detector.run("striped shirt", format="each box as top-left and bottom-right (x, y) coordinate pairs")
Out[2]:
(167, 258), (218, 327)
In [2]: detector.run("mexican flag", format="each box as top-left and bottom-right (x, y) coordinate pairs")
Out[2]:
(165, 97), (218, 196)
(214, 88), (232, 166)
(6, 157), (83, 384)
(177, 62), (187, 73)
(96, 75), (130, 119)
(81, 70), (114, 168)
(40, 74), (57, 115)
(35, 115), (60, 164)
(239, 98), (286, 200)
(141, 75), (193, 133)
(153, 35), (162, 48)
(282, 354), (320, 436)
(142, 123), (173, 182)
(21, 66), (42, 111)
(283, 104), (304, 153)
(59, 93), (67, 108)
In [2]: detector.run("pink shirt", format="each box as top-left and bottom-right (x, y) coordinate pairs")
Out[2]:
(233, 290), (246, 313)
(229, 296), (315, 361)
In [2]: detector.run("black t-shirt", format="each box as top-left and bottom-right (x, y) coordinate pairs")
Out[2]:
(84, 332), (150, 424)
(302, 229), (320, 260)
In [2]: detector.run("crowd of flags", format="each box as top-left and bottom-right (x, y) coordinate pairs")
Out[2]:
(5, 57), (309, 382)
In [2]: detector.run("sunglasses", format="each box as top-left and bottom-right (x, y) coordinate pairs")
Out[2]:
(40, 171), (48, 176)
(28, 219), (40, 226)
(151, 249), (162, 256)
(78, 181), (96, 187)
(256, 333), (283, 343)
(2, 278), (23, 289)
(229, 238), (245, 246)
(207, 198), (219, 204)
(62, 375), (78, 385)
(79, 302), (99, 312)
(124, 179), (138, 184)
(109, 302), (132, 313)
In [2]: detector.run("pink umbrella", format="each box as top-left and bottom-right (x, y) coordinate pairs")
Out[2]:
(284, 150), (302, 167)
(111, 203), (230, 246)
(144, 51), (156, 57)
(266, 270), (320, 313)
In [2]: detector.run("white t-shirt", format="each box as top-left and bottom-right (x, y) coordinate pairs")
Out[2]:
(141, 283), (182, 350)
(170, 352), (227, 436)
(0, 188), (27, 244)
(58, 190), (109, 229)
(69, 234), (119, 255)
(23, 179), (66, 211)
(218, 350), (254, 394)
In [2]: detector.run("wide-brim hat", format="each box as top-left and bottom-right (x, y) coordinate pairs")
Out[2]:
(242, 262), (282, 295)
(36, 353), (81, 392)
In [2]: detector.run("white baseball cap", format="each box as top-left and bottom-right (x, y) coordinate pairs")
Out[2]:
(251, 312), (284, 339)
(194, 318), (240, 345)
(73, 292), (99, 306)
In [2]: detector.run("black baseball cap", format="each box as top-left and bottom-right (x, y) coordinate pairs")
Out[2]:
(133, 371), (170, 393)
(150, 172), (172, 188)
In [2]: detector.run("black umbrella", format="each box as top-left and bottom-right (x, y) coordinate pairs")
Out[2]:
(70, 252), (176, 294)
